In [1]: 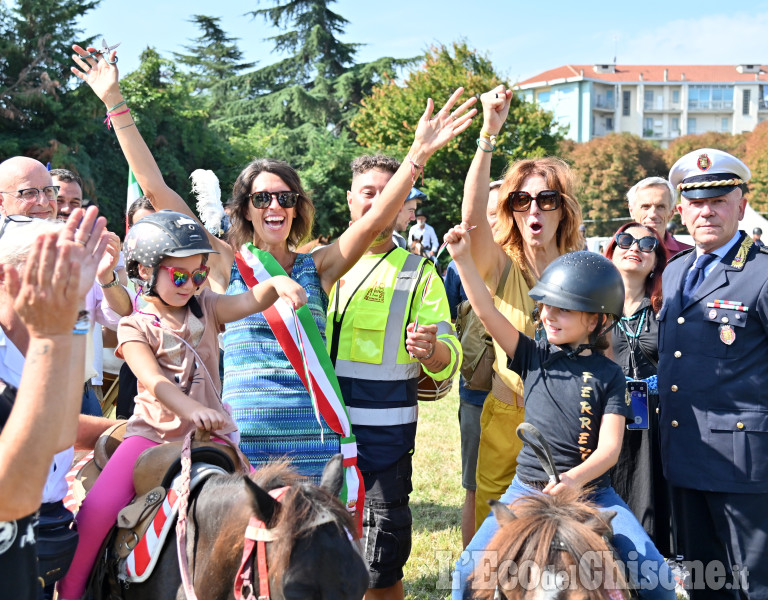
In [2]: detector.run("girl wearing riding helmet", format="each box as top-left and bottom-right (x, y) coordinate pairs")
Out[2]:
(58, 210), (306, 600)
(446, 228), (674, 599)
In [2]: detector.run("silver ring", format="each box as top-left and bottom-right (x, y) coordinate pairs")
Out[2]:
(75, 238), (88, 246)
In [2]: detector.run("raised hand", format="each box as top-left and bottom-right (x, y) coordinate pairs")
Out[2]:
(7, 233), (82, 338)
(444, 225), (472, 261)
(97, 231), (122, 283)
(479, 85), (513, 135)
(412, 88), (477, 160)
(71, 44), (121, 104)
(58, 207), (110, 299)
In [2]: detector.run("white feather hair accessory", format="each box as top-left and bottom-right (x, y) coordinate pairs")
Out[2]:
(190, 169), (226, 237)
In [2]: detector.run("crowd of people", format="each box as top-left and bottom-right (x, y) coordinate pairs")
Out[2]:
(0, 44), (766, 600)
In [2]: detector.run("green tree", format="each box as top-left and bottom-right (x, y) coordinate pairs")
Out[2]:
(0, 0), (99, 156)
(351, 41), (563, 238)
(173, 15), (255, 98)
(563, 133), (668, 236)
(744, 121), (768, 215)
(664, 131), (748, 168)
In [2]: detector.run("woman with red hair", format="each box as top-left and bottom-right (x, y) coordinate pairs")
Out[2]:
(604, 221), (671, 556)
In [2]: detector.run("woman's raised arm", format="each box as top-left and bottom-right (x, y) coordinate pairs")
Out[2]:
(461, 85), (512, 287)
(71, 46), (234, 289)
(315, 88), (477, 293)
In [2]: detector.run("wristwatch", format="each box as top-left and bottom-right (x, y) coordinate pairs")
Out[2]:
(99, 269), (120, 289)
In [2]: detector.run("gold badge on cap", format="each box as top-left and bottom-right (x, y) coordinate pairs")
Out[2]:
(719, 324), (736, 345)
(697, 154), (711, 171)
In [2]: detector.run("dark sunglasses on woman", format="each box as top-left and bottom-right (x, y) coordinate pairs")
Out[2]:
(249, 191), (300, 209)
(507, 190), (561, 212)
(160, 264), (210, 287)
(614, 232), (658, 253)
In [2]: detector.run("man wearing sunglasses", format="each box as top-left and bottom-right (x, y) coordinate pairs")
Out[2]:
(626, 176), (692, 261)
(329, 155), (460, 600)
(660, 148), (768, 598)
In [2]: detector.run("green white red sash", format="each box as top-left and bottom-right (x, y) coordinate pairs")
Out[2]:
(235, 244), (364, 531)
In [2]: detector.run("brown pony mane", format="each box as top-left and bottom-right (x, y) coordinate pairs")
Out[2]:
(472, 489), (628, 600)
(246, 460), (357, 584)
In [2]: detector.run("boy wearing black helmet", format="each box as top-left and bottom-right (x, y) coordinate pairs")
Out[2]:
(446, 225), (675, 599)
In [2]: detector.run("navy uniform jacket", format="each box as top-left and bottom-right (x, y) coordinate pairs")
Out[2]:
(658, 231), (768, 493)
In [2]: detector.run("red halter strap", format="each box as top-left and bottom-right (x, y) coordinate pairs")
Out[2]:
(235, 486), (290, 600)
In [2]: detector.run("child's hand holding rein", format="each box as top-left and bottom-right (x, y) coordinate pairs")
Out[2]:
(188, 406), (228, 432)
(542, 470), (582, 496)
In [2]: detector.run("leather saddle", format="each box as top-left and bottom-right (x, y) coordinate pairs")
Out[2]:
(71, 424), (249, 559)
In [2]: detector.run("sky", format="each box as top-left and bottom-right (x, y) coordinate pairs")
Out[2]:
(75, 0), (768, 84)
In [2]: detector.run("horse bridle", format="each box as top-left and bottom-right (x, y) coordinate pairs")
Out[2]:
(234, 486), (339, 600)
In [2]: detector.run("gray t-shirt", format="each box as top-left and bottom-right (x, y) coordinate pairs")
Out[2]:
(508, 336), (630, 488)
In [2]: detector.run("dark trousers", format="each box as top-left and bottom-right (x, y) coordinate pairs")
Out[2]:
(671, 486), (768, 600)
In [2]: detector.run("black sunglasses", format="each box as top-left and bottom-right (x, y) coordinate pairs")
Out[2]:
(614, 232), (658, 253)
(507, 190), (562, 212)
(249, 191), (300, 209)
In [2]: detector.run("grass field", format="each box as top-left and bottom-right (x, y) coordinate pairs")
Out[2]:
(404, 384), (464, 600)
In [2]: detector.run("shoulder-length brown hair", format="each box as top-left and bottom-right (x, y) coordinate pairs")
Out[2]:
(495, 157), (583, 280)
(604, 222), (665, 313)
(226, 158), (314, 250)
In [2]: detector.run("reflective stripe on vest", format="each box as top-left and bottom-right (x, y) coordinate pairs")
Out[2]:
(348, 405), (419, 426)
(334, 253), (424, 380)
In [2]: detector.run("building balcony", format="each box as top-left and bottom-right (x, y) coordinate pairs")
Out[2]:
(759, 100), (768, 111)
(687, 101), (734, 112)
(593, 98), (615, 111)
(642, 129), (681, 140)
(643, 101), (683, 112)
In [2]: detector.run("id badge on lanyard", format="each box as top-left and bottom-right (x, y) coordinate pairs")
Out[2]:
(626, 380), (649, 430)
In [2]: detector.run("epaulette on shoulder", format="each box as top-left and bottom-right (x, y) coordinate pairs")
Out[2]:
(667, 247), (694, 264)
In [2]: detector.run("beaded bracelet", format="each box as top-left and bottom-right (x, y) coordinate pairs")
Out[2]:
(409, 158), (425, 186)
(107, 100), (127, 112)
(73, 310), (90, 335)
(477, 138), (496, 153)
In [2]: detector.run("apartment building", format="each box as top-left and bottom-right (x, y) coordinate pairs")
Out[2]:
(515, 64), (768, 147)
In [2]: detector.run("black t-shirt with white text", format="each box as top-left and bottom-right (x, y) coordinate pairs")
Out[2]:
(0, 381), (41, 599)
(508, 337), (630, 488)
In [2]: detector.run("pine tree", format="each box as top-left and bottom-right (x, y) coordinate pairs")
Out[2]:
(173, 15), (255, 96)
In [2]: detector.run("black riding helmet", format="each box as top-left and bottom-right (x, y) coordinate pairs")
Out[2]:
(530, 251), (624, 356)
(125, 210), (218, 297)
(529, 251), (624, 319)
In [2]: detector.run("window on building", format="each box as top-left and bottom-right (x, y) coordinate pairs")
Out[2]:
(687, 117), (697, 133)
(622, 90), (631, 116)
(721, 117), (729, 131)
(538, 91), (551, 103)
(743, 89), (751, 115)
(688, 85), (733, 109)
(671, 117), (679, 132)
(672, 90), (680, 104)
(606, 117), (614, 131)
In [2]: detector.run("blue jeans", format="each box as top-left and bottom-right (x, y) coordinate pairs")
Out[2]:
(452, 475), (676, 600)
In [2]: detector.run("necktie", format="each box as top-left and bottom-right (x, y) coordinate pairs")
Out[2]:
(682, 253), (716, 305)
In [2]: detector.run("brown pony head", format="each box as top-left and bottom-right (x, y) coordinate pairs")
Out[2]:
(471, 489), (628, 600)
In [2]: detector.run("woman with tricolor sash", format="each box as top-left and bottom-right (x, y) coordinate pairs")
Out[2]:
(71, 45), (476, 514)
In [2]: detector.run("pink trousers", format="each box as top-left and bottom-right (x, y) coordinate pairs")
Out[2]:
(57, 435), (158, 599)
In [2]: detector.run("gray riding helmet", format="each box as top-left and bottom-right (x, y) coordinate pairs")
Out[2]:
(124, 209), (218, 286)
(529, 251), (624, 319)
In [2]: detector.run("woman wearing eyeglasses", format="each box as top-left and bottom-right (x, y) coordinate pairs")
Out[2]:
(460, 86), (583, 528)
(604, 222), (672, 557)
(70, 45), (476, 485)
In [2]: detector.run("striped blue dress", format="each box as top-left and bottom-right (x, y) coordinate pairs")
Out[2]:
(222, 253), (340, 481)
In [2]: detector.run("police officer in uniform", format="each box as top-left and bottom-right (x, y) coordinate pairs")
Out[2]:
(660, 148), (768, 598)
